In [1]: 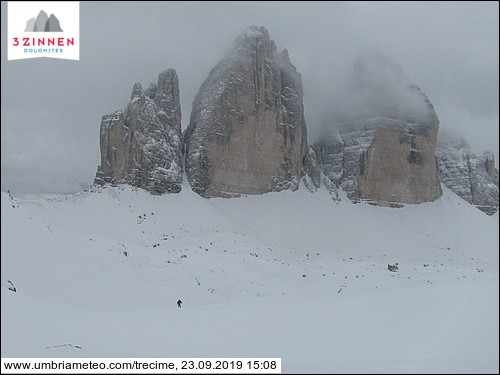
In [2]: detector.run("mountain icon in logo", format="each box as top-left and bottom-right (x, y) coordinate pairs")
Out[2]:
(24, 10), (63, 32)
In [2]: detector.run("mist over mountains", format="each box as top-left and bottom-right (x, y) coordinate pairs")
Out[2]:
(2, 19), (498, 372)
(94, 26), (498, 214)
(2, 3), (498, 199)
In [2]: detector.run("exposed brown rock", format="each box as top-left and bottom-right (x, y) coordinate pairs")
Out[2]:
(184, 26), (307, 197)
(94, 69), (183, 194)
(314, 54), (442, 205)
(358, 125), (442, 205)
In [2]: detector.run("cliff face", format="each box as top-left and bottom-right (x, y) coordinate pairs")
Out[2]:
(314, 55), (442, 206)
(184, 26), (307, 197)
(356, 119), (442, 205)
(436, 130), (499, 215)
(91, 34), (497, 217)
(94, 69), (183, 194)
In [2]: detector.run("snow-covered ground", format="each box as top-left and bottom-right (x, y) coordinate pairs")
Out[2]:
(1, 184), (498, 373)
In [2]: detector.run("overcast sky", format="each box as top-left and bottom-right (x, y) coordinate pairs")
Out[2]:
(1, 1), (498, 196)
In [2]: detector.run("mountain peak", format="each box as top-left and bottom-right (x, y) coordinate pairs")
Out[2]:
(240, 25), (270, 40)
(185, 26), (306, 197)
(232, 25), (277, 61)
(95, 70), (183, 194)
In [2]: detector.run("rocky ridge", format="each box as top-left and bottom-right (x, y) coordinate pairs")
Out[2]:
(435, 130), (498, 215)
(312, 56), (442, 206)
(95, 69), (183, 194)
(93, 27), (498, 216)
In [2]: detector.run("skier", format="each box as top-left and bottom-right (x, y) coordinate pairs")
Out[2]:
(177, 299), (183, 308)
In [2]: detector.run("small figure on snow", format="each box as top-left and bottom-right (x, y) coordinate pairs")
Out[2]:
(177, 299), (183, 308)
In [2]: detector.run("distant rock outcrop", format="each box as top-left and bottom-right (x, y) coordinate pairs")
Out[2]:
(94, 69), (183, 194)
(90, 31), (495, 215)
(184, 26), (308, 197)
(436, 130), (499, 215)
(302, 147), (321, 193)
(314, 54), (442, 206)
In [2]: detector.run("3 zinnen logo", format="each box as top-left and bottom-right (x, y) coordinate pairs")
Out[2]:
(8, 2), (79, 60)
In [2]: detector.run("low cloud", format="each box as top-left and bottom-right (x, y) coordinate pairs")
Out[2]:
(1, 2), (498, 195)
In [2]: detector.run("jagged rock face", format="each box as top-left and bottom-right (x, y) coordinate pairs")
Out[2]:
(95, 69), (182, 194)
(356, 120), (442, 205)
(436, 130), (499, 215)
(302, 147), (321, 193)
(314, 55), (442, 205)
(184, 26), (307, 197)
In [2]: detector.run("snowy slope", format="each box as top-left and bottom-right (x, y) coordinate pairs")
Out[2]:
(1, 185), (498, 373)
